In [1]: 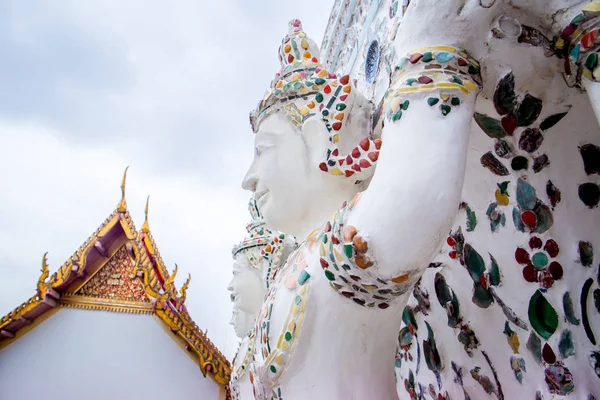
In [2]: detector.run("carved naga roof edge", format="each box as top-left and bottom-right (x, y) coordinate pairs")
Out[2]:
(139, 195), (171, 287)
(0, 168), (231, 386)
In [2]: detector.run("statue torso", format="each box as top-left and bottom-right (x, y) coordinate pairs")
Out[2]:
(244, 214), (413, 400)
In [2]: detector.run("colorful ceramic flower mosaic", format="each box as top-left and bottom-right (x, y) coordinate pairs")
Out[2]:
(513, 178), (554, 234)
(486, 181), (510, 232)
(515, 236), (563, 288)
(392, 21), (600, 395)
(474, 72), (569, 177)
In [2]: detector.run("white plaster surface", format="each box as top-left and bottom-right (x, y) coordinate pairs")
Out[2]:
(243, 1), (600, 398)
(320, 1), (600, 398)
(0, 308), (219, 400)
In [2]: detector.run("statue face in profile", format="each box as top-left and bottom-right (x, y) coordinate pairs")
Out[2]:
(242, 109), (366, 238)
(227, 252), (266, 328)
(228, 197), (297, 338)
(242, 111), (318, 237)
(242, 19), (380, 239)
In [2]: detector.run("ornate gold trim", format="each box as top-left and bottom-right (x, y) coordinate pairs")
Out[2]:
(36, 210), (121, 296)
(156, 306), (231, 386)
(59, 294), (153, 314)
(0, 295), (43, 331)
(142, 195), (150, 233)
(117, 166), (128, 213)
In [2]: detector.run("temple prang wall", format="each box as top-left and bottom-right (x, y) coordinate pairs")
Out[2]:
(321, 0), (400, 107)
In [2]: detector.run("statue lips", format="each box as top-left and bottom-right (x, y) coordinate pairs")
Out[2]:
(255, 189), (269, 206)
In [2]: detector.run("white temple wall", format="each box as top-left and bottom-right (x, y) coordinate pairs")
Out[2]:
(0, 308), (220, 400)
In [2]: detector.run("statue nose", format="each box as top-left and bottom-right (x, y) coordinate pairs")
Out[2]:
(242, 162), (258, 192)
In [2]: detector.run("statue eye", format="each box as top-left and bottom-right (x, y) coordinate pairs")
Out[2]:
(255, 143), (274, 156)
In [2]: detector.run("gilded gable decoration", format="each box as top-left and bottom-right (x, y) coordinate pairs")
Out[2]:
(0, 168), (231, 388)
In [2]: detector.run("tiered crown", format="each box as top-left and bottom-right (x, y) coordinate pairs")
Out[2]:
(249, 19), (333, 133)
(249, 19), (381, 180)
(232, 198), (295, 287)
(233, 198), (268, 256)
(278, 19), (321, 75)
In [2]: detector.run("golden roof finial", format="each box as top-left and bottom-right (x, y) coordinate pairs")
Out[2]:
(37, 252), (51, 295)
(142, 195), (150, 233)
(40, 253), (50, 283)
(117, 166), (129, 213)
(165, 263), (178, 292)
(180, 273), (191, 300)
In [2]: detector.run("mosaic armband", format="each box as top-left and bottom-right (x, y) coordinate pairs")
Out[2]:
(385, 46), (482, 121)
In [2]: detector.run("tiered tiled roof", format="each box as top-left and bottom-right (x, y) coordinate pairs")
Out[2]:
(0, 168), (231, 388)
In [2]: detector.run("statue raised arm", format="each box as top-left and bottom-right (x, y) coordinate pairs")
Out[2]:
(240, 9), (482, 397)
(390, 1), (600, 399)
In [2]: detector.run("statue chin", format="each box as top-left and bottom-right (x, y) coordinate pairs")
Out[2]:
(254, 194), (281, 231)
(260, 201), (304, 240)
(231, 278), (265, 317)
(263, 189), (362, 239)
(232, 308), (256, 339)
(259, 174), (361, 239)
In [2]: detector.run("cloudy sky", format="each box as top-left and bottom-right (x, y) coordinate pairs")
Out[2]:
(0, 0), (333, 359)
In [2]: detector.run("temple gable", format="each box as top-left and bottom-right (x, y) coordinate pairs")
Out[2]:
(0, 169), (231, 400)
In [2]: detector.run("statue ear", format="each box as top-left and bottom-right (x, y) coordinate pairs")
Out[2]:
(301, 116), (330, 167)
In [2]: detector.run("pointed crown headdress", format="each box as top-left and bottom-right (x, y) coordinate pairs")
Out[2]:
(232, 198), (296, 288)
(248, 19), (382, 179)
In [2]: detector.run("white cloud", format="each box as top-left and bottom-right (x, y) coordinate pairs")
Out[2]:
(0, 0), (334, 360)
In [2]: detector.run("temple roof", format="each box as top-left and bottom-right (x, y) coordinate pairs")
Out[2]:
(0, 168), (231, 388)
